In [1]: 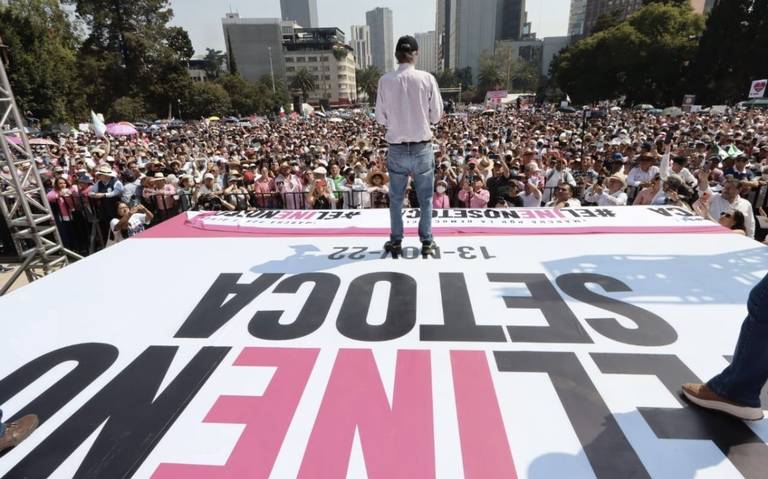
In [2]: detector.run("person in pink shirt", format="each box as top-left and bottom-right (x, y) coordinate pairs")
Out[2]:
(433, 180), (451, 209)
(251, 167), (275, 207)
(47, 177), (80, 250)
(458, 177), (490, 208)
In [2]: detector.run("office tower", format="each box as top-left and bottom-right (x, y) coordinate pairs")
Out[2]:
(366, 7), (394, 73)
(436, 0), (458, 71)
(583, 0), (642, 35)
(496, 0), (527, 41)
(222, 13), (288, 83)
(280, 0), (318, 28)
(568, 0), (588, 37)
(350, 25), (373, 69)
(456, 0), (498, 81)
(284, 28), (357, 105)
(414, 31), (438, 73)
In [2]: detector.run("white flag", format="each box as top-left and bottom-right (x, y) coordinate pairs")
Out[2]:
(91, 110), (107, 138)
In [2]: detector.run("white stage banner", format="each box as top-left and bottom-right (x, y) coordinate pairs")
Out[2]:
(184, 206), (726, 237)
(0, 232), (766, 478)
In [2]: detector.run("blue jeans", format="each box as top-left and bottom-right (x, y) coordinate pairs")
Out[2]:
(707, 272), (768, 408)
(387, 142), (435, 242)
(0, 409), (4, 436)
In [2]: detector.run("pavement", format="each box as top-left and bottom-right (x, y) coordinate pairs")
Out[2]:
(0, 264), (29, 294)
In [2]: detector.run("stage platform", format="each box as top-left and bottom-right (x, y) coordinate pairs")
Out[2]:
(1, 206), (767, 479)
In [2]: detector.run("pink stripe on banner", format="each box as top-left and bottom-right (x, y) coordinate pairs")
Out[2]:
(451, 350), (517, 479)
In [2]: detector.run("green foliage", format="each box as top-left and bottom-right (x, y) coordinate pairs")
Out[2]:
(182, 82), (231, 119)
(475, 47), (540, 101)
(217, 74), (273, 116)
(553, 2), (704, 105)
(203, 48), (227, 80)
(455, 67), (474, 88)
(435, 69), (459, 88)
(1, 0), (87, 124)
(109, 96), (148, 121)
(290, 68), (317, 102)
(355, 66), (381, 103)
(69, 0), (195, 117)
(689, 0), (768, 104)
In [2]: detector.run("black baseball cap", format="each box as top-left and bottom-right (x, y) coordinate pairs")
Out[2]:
(396, 35), (419, 53)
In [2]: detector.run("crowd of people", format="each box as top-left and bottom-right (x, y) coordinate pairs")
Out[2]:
(3, 105), (768, 254)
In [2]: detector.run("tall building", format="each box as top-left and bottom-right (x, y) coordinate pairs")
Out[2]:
(366, 7), (394, 73)
(436, 0), (458, 71)
(496, 0), (527, 41)
(350, 25), (373, 69)
(583, 0), (643, 35)
(279, 0), (318, 28)
(284, 28), (357, 105)
(456, 0), (498, 81)
(567, 0), (588, 37)
(414, 31), (438, 73)
(222, 13), (288, 83)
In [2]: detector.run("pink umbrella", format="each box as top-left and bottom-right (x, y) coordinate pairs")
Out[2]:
(106, 123), (138, 136)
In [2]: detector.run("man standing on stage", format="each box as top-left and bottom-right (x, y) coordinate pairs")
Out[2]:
(375, 35), (443, 257)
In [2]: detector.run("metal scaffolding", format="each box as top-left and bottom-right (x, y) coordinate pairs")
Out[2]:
(0, 35), (81, 295)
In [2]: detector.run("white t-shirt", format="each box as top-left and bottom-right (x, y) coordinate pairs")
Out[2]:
(109, 213), (150, 243)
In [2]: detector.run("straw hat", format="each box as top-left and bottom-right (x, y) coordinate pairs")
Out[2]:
(366, 171), (389, 185)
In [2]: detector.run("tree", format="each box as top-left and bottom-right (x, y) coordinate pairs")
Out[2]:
(69, 0), (196, 117)
(182, 82), (231, 119)
(552, 3), (704, 105)
(355, 66), (381, 103)
(435, 69), (459, 88)
(259, 74), (290, 114)
(290, 68), (317, 102)
(203, 48), (226, 80)
(477, 55), (504, 100)
(689, 0), (768, 104)
(109, 96), (147, 120)
(217, 73), (271, 116)
(1, 0), (86, 124)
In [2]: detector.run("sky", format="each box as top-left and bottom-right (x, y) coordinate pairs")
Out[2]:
(170, 0), (571, 57)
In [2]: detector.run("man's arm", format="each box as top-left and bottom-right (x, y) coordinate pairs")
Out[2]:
(429, 74), (444, 125)
(743, 203), (756, 238)
(601, 191), (627, 206)
(374, 78), (388, 127)
(105, 181), (124, 198)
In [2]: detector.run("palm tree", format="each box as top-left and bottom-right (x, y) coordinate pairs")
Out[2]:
(355, 66), (381, 103)
(290, 68), (317, 103)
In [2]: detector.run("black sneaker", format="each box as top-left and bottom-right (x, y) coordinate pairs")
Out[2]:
(384, 240), (402, 258)
(421, 240), (437, 257)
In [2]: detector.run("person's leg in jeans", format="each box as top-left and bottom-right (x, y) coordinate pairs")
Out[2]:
(683, 271), (768, 420)
(387, 145), (409, 243)
(411, 143), (436, 242)
(707, 272), (768, 406)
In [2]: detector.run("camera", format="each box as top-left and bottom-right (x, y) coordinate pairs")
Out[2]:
(596, 176), (605, 186)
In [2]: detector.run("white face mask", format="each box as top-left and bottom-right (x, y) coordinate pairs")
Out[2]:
(436, 186), (446, 194)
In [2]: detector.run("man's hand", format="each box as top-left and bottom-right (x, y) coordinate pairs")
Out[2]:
(593, 184), (604, 195)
